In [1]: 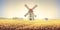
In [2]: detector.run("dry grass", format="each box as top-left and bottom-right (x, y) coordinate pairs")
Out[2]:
(0, 19), (60, 30)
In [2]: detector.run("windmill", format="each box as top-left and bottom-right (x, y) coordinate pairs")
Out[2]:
(24, 4), (37, 20)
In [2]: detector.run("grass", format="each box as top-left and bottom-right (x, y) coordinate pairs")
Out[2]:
(0, 19), (60, 30)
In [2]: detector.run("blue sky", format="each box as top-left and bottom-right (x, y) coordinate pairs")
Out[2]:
(0, 0), (60, 19)
(56, 0), (60, 18)
(0, 0), (4, 17)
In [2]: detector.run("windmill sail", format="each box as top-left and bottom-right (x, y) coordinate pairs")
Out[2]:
(24, 4), (37, 20)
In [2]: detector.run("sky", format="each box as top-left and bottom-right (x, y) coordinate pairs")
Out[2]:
(0, 0), (60, 19)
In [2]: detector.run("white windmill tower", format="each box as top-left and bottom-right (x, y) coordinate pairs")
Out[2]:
(24, 4), (37, 20)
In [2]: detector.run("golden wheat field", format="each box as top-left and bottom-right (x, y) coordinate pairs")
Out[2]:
(0, 19), (60, 30)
